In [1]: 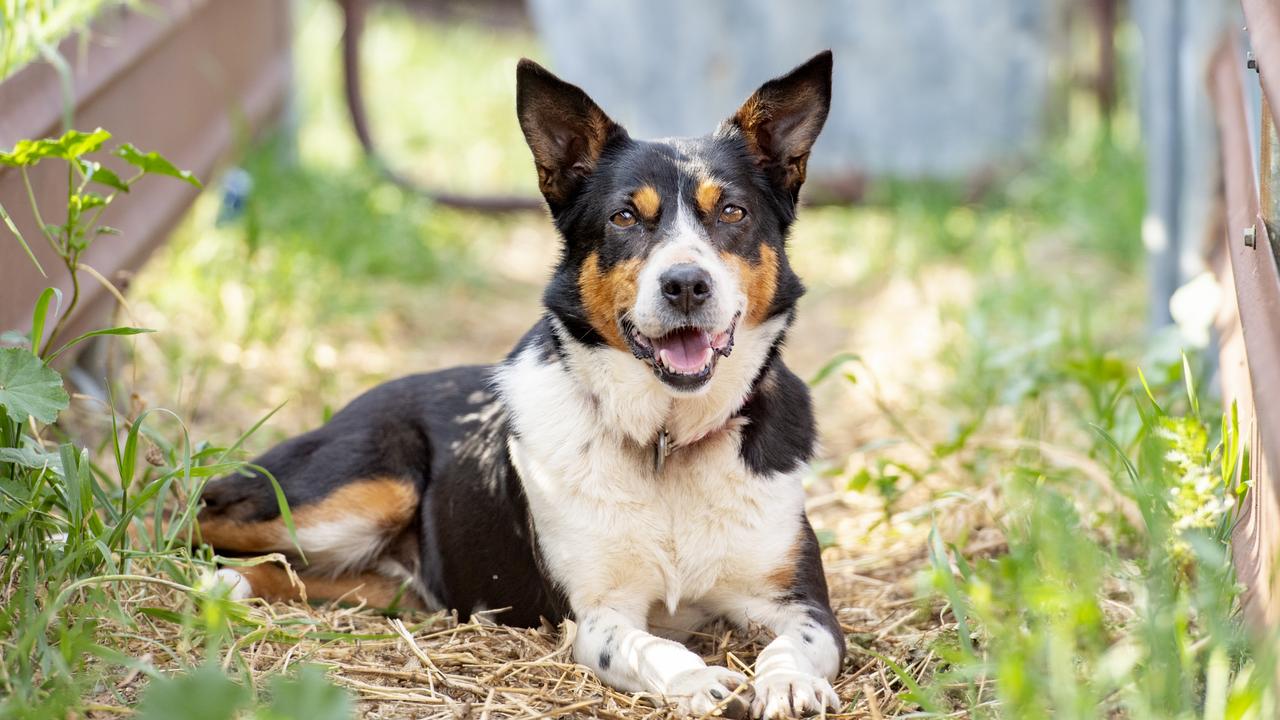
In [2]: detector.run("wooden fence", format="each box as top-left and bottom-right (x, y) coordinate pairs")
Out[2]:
(1212, 0), (1280, 630)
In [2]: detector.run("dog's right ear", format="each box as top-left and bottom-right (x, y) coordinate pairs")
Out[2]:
(516, 59), (624, 207)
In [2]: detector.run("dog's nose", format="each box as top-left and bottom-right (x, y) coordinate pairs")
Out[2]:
(660, 264), (713, 313)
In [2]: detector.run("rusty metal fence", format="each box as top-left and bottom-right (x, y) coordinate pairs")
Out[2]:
(1211, 0), (1280, 630)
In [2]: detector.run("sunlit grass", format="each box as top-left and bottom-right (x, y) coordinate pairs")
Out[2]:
(0, 0), (136, 79)
(2, 0), (1270, 717)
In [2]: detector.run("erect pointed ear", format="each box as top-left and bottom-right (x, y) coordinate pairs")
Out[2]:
(721, 51), (832, 199)
(516, 59), (624, 206)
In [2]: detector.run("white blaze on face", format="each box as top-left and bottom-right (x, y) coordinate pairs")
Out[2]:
(630, 197), (743, 341)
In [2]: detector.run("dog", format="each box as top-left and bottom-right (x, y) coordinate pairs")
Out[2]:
(197, 50), (842, 719)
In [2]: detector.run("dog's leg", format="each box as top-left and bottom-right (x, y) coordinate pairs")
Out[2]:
(717, 522), (844, 719)
(214, 563), (427, 610)
(575, 605), (752, 718)
(737, 602), (842, 719)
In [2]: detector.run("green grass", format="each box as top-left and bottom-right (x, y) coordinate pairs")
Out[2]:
(804, 102), (1275, 716)
(0, 0), (137, 80)
(1, 2), (1275, 718)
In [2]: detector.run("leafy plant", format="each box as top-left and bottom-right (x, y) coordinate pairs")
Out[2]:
(0, 129), (350, 718)
(0, 128), (199, 354)
(918, 360), (1270, 719)
(136, 663), (353, 720)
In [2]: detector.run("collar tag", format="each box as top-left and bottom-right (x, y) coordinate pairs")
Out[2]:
(653, 429), (670, 474)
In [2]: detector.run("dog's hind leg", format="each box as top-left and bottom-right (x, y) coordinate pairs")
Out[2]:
(199, 473), (433, 610)
(198, 475), (419, 576)
(214, 562), (428, 610)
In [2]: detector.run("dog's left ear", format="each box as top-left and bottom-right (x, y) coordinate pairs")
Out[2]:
(722, 50), (832, 199)
(516, 59), (624, 207)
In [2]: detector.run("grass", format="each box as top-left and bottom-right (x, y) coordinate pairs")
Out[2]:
(1, 1), (1275, 717)
(0, 0), (136, 80)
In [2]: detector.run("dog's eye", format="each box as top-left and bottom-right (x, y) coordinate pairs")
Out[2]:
(719, 205), (746, 224)
(610, 210), (637, 228)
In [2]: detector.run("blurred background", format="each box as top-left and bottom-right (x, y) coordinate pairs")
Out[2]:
(4, 1), (1280, 717)
(97, 0), (1164, 452)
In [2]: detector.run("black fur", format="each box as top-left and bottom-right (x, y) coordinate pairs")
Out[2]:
(738, 359), (817, 476)
(786, 518), (846, 669)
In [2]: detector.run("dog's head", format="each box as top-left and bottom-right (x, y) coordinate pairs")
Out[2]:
(517, 52), (832, 394)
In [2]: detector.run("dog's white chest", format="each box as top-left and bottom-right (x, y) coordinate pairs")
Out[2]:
(508, 423), (802, 615)
(497, 327), (805, 617)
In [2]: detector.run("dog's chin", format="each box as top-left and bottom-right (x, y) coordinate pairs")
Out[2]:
(622, 314), (739, 393)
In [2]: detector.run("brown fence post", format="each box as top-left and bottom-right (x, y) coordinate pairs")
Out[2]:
(1212, 8), (1280, 637)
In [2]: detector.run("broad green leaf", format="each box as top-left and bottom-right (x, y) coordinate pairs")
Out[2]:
(58, 128), (112, 159)
(0, 347), (68, 424)
(0, 128), (110, 166)
(258, 666), (354, 720)
(78, 159), (129, 192)
(0, 446), (64, 474)
(136, 664), (249, 720)
(30, 287), (61, 354)
(114, 143), (202, 188)
(0, 138), (64, 166)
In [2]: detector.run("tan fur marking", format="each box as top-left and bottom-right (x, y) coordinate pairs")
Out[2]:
(236, 563), (426, 609)
(695, 179), (722, 216)
(731, 86), (823, 189)
(578, 253), (641, 351)
(733, 95), (769, 158)
(725, 243), (779, 326)
(197, 477), (418, 554)
(523, 104), (615, 203)
(632, 185), (661, 221)
(765, 533), (802, 592)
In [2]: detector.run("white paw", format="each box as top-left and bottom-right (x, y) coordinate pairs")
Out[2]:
(749, 671), (839, 719)
(667, 666), (753, 718)
(213, 568), (253, 601)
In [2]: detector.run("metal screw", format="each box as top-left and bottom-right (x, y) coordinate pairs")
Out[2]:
(1248, 51), (1258, 71)
(1245, 225), (1257, 248)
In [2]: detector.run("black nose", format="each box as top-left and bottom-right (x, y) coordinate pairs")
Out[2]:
(660, 264), (713, 313)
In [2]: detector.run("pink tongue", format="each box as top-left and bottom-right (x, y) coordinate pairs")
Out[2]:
(654, 328), (712, 373)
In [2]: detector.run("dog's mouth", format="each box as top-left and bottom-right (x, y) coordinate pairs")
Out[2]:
(623, 314), (739, 390)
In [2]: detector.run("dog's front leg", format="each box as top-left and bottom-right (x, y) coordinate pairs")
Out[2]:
(575, 605), (752, 717)
(718, 523), (845, 718)
(740, 601), (843, 719)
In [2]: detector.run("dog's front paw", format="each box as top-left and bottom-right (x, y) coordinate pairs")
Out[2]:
(667, 666), (753, 718)
(749, 671), (839, 719)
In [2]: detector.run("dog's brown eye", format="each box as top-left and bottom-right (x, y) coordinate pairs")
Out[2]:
(719, 205), (746, 224)
(610, 210), (637, 228)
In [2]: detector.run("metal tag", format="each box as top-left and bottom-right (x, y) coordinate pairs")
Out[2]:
(654, 429), (670, 474)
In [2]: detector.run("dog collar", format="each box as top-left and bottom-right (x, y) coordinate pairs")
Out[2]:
(653, 429), (672, 473)
(652, 393), (753, 474)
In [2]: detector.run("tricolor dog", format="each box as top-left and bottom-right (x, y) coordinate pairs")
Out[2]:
(199, 51), (842, 718)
